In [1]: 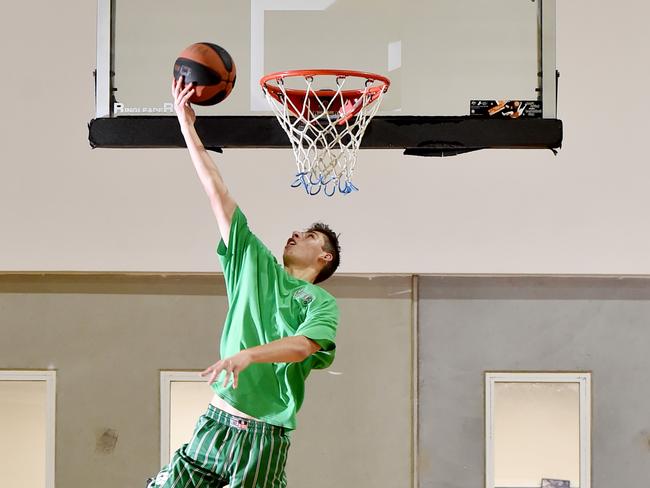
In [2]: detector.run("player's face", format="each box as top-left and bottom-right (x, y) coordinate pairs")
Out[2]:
(283, 230), (330, 267)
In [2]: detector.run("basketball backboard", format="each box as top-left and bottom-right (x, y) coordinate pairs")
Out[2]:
(90, 0), (561, 153)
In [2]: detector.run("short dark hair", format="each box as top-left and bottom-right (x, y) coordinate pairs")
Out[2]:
(308, 222), (341, 284)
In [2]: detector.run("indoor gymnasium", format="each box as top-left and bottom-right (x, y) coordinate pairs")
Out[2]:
(1, 1), (650, 487)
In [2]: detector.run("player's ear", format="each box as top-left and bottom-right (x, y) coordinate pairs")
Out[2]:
(319, 251), (333, 264)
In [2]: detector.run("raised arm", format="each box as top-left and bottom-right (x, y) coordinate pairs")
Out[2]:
(173, 77), (237, 245)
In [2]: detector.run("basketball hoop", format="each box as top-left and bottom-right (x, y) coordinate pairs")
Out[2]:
(260, 69), (390, 196)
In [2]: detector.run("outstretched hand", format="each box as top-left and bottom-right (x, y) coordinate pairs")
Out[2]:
(200, 351), (252, 389)
(172, 77), (196, 128)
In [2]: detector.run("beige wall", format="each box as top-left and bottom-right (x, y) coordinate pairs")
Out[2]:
(1, 1), (650, 274)
(0, 381), (47, 488)
(169, 381), (214, 460)
(494, 382), (580, 487)
(0, 274), (412, 488)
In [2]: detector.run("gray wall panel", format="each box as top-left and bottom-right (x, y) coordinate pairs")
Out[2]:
(418, 276), (650, 488)
(0, 274), (411, 488)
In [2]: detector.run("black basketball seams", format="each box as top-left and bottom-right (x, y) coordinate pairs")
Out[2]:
(173, 58), (223, 85)
(203, 43), (234, 72)
(199, 89), (229, 106)
(191, 81), (234, 106)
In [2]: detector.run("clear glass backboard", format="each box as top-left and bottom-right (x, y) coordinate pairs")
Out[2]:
(91, 0), (561, 152)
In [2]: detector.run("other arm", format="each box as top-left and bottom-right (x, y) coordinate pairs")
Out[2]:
(173, 78), (237, 245)
(200, 336), (321, 389)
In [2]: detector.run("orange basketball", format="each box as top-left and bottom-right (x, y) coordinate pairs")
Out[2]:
(173, 43), (236, 106)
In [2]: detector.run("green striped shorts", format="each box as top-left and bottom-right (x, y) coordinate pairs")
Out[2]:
(147, 405), (291, 488)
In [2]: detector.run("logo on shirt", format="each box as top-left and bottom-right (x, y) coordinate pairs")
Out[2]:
(294, 288), (314, 306)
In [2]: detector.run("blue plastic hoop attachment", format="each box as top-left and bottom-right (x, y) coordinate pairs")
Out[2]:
(291, 172), (359, 196)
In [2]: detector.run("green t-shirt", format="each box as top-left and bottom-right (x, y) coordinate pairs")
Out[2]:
(212, 207), (339, 430)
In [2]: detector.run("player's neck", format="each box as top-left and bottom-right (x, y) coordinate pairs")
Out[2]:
(284, 265), (317, 284)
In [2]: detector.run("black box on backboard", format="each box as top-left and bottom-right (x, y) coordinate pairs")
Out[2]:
(470, 99), (542, 118)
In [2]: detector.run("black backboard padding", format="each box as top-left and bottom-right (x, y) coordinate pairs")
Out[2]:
(403, 147), (483, 157)
(88, 116), (562, 154)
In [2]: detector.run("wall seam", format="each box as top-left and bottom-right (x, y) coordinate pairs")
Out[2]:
(411, 274), (419, 488)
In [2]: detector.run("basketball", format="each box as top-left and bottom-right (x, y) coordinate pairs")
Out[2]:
(173, 43), (236, 106)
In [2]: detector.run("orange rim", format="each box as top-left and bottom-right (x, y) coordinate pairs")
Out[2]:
(260, 69), (390, 120)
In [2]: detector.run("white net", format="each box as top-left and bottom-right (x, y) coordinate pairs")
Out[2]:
(262, 73), (389, 196)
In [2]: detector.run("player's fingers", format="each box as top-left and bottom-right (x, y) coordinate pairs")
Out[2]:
(173, 77), (183, 99)
(222, 360), (235, 388)
(207, 363), (223, 384)
(181, 88), (194, 106)
(174, 76), (187, 100)
(222, 370), (231, 388)
(177, 83), (193, 104)
(180, 81), (193, 95)
(208, 369), (220, 385)
(200, 360), (220, 376)
(232, 371), (239, 389)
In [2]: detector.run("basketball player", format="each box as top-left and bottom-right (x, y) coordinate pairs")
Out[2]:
(146, 78), (341, 488)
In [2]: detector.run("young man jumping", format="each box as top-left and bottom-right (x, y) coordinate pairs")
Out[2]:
(147, 78), (341, 488)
